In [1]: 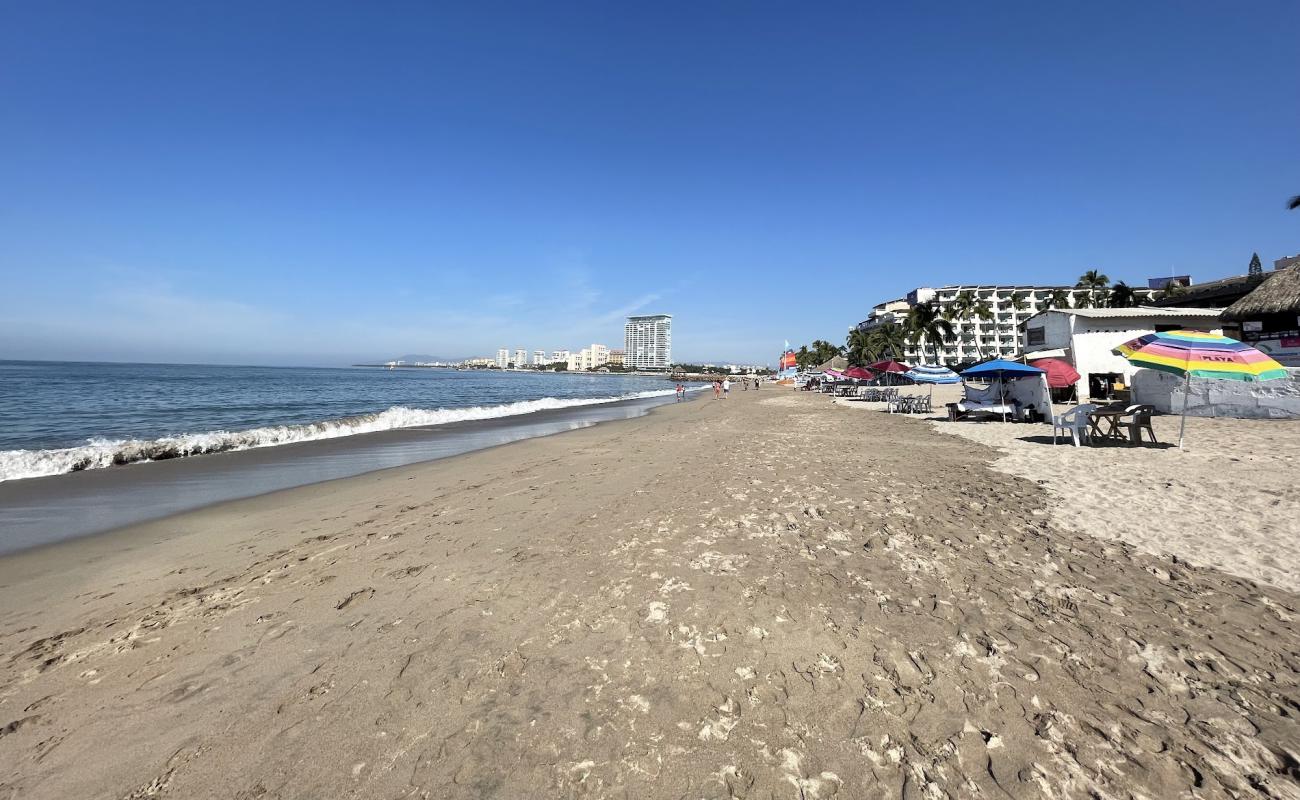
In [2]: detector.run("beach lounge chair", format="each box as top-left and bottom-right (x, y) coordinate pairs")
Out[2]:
(1117, 405), (1158, 445)
(1052, 403), (1096, 447)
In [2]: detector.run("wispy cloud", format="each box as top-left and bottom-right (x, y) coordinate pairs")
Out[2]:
(595, 293), (662, 325)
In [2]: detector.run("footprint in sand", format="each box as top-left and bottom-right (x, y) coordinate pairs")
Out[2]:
(645, 601), (668, 624)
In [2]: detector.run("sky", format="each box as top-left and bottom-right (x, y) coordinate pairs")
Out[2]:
(2, 2), (1298, 366)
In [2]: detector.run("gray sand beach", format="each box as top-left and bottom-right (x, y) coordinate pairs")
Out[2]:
(1, 390), (1297, 799)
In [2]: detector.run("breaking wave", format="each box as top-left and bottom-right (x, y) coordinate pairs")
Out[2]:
(0, 390), (681, 482)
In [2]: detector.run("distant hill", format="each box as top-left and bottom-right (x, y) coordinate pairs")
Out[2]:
(391, 354), (463, 363)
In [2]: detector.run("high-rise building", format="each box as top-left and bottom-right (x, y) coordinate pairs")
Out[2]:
(495, 348), (509, 368)
(513, 349), (527, 368)
(532, 350), (546, 366)
(624, 314), (672, 370)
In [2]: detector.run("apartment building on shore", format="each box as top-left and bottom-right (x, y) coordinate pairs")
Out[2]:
(624, 314), (672, 370)
(566, 344), (611, 371)
(857, 284), (1153, 365)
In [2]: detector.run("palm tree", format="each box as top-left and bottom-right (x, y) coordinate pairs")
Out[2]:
(1042, 288), (1072, 310)
(844, 329), (876, 366)
(1155, 281), (1187, 303)
(1073, 291), (1094, 309)
(795, 345), (812, 370)
(810, 339), (842, 365)
(1076, 269), (1110, 289)
(905, 302), (954, 365)
(1076, 269), (1111, 308)
(971, 297), (994, 352)
(1009, 291), (1029, 313)
(947, 290), (994, 359)
(868, 322), (907, 361)
(1109, 281), (1138, 308)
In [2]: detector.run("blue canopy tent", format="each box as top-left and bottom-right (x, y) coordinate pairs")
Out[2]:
(958, 360), (1049, 422)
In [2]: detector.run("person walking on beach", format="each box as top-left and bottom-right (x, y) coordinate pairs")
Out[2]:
(675, 383), (685, 401)
(722, 377), (730, 399)
(713, 380), (721, 400)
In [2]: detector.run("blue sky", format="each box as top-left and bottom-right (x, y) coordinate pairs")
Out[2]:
(2, 2), (1297, 366)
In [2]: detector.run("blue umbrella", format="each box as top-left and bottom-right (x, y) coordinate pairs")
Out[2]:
(960, 359), (1045, 379)
(904, 364), (960, 402)
(905, 365), (961, 384)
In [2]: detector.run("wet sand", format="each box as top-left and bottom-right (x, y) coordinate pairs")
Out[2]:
(1, 389), (1297, 798)
(0, 391), (689, 555)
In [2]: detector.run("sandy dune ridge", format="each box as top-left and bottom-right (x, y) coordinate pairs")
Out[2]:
(0, 390), (1297, 798)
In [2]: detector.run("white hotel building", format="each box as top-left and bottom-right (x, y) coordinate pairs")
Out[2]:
(495, 348), (510, 369)
(567, 344), (610, 371)
(857, 285), (1152, 365)
(624, 314), (672, 370)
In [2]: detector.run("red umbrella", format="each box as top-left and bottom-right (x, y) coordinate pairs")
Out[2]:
(868, 359), (909, 385)
(844, 366), (875, 380)
(868, 359), (910, 373)
(1028, 357), (1081, 389)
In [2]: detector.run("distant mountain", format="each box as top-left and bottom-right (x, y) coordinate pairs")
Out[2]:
(391, 354), (463, 363)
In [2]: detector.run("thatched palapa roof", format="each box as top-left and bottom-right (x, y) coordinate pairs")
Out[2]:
(815, 355), (848, 373)
(1222, 267), (1300, 320)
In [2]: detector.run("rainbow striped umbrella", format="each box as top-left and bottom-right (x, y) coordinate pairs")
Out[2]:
(1112, 330), (1287, 447)
(1113, 330), (1288, 382)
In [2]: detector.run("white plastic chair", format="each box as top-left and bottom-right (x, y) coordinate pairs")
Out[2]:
(1052, 403), (1096, 447)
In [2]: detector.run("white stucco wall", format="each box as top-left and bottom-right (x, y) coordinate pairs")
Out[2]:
(1133, 368), (1300, 419)
(1023, 312), (1223, 399)
(1024, 312), (1073, 351)
(1073, 318), (1223, 396)
(1072, 327), (1162, 393)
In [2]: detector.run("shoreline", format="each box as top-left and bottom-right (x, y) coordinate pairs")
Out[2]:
(0, 391), (705, 587)
(1, 389), (1295, 799)
(0, 390), (698, 556)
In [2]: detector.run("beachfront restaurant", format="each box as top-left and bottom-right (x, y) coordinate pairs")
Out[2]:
(1021, 306), (1225, 403)
(1220, 265), (1300, 368)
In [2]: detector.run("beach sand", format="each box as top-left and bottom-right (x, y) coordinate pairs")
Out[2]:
(835, 384), (1300, 593)
(2, 390), (1298, 799)
(930, 407), (1300, 594)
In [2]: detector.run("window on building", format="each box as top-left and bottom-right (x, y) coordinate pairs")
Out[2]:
(1027, 327), (1046, 346)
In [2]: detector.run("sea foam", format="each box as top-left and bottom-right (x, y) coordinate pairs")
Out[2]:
(0, 389), (681, 482)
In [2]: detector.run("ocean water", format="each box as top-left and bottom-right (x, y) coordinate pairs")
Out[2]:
(0, 361), (697, 553)
(0, 360), (681, 482)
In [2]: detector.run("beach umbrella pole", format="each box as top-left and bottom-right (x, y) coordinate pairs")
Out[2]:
(1178, 372), (1190, 449)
